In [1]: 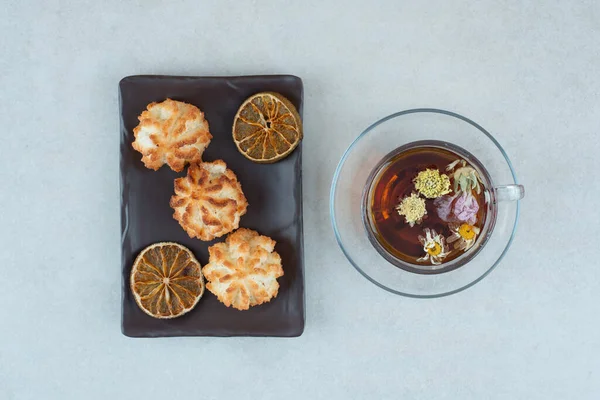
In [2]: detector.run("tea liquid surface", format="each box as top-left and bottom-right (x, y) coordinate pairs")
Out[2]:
(369, 146), (488, 265)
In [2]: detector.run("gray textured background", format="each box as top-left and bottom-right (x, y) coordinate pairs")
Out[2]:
(1, 1), (599, 399)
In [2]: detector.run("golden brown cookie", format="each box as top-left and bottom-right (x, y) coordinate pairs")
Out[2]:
(202, 228), (284, 310)
(170, 160), (248, 241)
(132, 99), (212, 172)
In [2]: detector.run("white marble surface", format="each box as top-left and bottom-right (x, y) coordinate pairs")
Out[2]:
(2, 1), (599, 399)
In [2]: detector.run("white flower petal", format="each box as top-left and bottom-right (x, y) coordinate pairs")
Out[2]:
(425, 229), (433, 241)
(446, 159), (461, 171)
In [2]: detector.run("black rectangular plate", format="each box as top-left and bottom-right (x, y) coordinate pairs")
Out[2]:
(120, 75), (305, 337)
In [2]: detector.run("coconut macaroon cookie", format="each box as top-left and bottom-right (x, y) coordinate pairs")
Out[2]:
(202, 228), (284, 311)
(132, 98), (212, 172)
(170, 160), (248, 241)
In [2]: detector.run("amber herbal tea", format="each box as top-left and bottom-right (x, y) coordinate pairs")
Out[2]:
(363, 142), (492, 272)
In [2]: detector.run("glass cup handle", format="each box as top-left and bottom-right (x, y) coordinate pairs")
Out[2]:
(494, 185), (525, 202)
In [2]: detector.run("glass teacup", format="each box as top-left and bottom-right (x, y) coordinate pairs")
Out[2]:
(330, 109), (525, 297)
(362, 140), (523, 275)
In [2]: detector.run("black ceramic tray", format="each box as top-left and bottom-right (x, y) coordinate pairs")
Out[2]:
(119, 75), (305, 337)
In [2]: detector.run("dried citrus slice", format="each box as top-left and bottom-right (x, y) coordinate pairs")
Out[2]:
(233, 92), (302, 163)
(130, 242), (204, 319)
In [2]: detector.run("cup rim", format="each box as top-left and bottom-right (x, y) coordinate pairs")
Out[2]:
(329, 108), (521, 298)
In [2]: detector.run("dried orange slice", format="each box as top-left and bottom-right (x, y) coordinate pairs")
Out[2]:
(130, 242), (204, 319)
(233, 92), (302, 163)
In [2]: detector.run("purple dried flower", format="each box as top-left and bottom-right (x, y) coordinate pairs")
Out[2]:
(452, 192), (479, 225)
(434, 192), (479, 225)
(433, 194), (456, 222)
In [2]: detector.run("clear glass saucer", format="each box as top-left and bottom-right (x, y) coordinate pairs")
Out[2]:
(330, 109), (521, 298)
